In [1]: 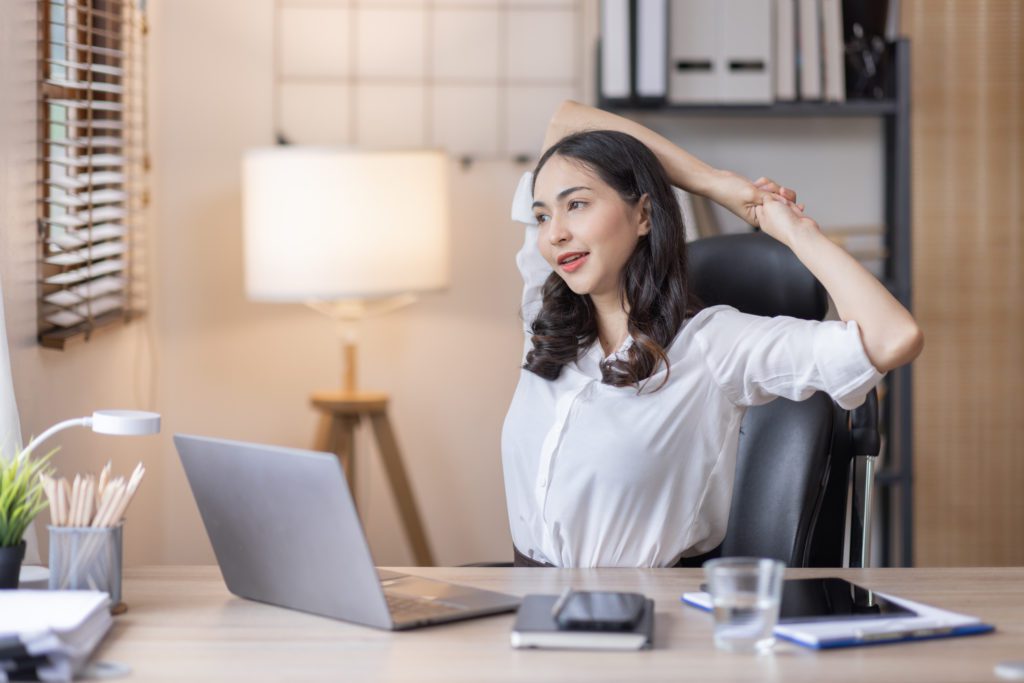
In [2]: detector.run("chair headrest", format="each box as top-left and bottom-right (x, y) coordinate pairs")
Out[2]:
(687, 232), (829, 321)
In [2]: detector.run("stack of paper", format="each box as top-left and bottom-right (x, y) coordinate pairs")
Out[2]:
(0, 590), (112, 682)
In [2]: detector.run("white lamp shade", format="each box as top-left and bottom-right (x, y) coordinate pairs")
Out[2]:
(91, 410), (161, 436)
(243, 147), (450, 301)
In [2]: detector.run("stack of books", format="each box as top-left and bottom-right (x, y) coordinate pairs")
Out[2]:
(0, 590), (112, 682)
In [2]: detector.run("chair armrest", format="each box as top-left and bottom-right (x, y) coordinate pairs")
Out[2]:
(850, 388), (880, 457)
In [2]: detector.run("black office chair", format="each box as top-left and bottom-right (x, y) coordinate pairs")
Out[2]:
(687, 232), (880, 568)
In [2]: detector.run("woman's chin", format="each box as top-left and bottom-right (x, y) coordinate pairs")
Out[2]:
(561, 277), (592, 295)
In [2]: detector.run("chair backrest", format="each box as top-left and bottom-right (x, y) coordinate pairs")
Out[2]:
(687, 232), (849, 567)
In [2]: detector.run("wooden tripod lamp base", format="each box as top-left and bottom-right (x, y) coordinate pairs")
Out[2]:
(311, 390), (435, 566)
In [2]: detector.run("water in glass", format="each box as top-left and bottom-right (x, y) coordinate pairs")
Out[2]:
(711, 592), (779, 653)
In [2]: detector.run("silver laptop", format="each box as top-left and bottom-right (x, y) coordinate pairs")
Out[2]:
(174, 434), (520, 630)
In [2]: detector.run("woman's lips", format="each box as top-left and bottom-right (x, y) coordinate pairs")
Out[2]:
(559, 252), (589, 273)
(557, 252), (589, 274)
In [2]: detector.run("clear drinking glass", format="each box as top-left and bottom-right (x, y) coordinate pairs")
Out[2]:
(703, 557), (785, 653)
(48, 524), (124, 605)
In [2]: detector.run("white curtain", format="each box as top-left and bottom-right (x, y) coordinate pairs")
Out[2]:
(0, 276), (39, 564)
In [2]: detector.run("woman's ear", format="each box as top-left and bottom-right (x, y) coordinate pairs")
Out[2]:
(637, 194), (652, 237)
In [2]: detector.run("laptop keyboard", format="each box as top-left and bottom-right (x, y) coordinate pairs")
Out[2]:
(385, 593), (464, 621)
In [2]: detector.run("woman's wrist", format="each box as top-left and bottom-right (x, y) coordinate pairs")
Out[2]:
(784, 219), (827, 255)
(691, 166), (729, 197)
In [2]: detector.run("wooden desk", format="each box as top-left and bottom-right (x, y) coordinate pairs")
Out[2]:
(100, 566), (1023, 682)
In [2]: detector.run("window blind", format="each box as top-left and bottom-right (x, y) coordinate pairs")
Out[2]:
(38, 0), (148, 349)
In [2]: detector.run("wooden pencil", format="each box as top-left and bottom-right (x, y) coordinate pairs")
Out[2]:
(59, 478), (71, 526)
(98, 461), (111, 501)
(53, 477), (63, 526)
(41, 475), (56, 524)
(70, 475), (82, 527)
(83, 476), (95, 527)
(92, 486), (117, 528)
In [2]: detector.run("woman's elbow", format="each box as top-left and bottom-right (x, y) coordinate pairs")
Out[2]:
(543, 100), (584, 151)
(553, 99), (582, 128)
(876, 324), (925, 372)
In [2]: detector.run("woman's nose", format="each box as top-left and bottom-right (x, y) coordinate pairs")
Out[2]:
(547, 218), (570, 244)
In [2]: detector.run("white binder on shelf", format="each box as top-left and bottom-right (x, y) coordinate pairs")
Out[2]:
(821, 0), (846, 102)
(635, 0), (668, 102)
(797, 0), (822, 99)
(720, 0), (773, 103)
(600, 0), (633, 103)
(774, 0), (797, 101)
(668, 0), (773, 104)
(667, 0), (718, 104)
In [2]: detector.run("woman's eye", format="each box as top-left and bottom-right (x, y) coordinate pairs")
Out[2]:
(534, 214), (548, 224)
(568, 200), (585, 210)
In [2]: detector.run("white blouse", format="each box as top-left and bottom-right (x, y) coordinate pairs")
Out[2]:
(501, 172), (885, 568)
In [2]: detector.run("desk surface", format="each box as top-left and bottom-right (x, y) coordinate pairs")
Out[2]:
(102, 566), (1023, 682)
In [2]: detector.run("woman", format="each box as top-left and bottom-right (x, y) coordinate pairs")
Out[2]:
(501, 101), (922, 568)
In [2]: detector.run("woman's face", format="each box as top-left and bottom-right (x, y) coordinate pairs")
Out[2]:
(532, 155), (650, 301)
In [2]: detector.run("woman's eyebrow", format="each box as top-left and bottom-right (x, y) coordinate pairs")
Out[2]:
(532, 186), (591, 209)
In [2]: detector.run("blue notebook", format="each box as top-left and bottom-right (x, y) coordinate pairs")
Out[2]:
(681, 591), (994, 650)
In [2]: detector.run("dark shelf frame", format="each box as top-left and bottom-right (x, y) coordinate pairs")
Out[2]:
(601, 39), (914, 567)
(600, 99), (898, 117)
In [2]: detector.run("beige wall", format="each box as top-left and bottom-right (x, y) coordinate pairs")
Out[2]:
(2, 0), (539, 567)
(145, 0), (542, 565)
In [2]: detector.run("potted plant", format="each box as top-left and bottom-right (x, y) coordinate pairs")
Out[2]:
(0, 447), (53, 588)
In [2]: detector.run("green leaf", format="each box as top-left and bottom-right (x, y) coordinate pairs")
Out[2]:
(0, 444), (56, 547)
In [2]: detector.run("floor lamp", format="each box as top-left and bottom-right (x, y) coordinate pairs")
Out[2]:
(242, 147), (449, 566)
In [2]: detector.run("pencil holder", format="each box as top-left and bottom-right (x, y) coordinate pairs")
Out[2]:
(48, 523), (124, 606)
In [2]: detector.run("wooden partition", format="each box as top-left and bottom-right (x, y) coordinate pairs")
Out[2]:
(902, 0), (1024, 565)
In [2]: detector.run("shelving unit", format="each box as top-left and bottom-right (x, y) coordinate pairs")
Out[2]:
(602, 39), (913, 567)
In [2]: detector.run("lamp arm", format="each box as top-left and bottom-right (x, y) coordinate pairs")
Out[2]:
(19, 417), (92, 461)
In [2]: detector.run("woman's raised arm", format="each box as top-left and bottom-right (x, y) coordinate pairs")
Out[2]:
(756, 196), (924, 372)
(542, 100), (795, 227)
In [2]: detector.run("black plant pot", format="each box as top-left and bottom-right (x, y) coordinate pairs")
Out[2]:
(0, 541), (27, 589)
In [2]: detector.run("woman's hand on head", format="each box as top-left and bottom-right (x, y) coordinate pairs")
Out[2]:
(753, 195), (820, 249)
(706, 170), (802, 228)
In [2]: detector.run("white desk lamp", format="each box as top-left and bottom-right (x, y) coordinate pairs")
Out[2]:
(241, 146), (449, 565)
(20, 410), (162, 460)
(16, 409), (160, 586)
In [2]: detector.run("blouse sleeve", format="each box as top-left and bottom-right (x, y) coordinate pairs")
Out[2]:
(511, 171), (552, 334)
(690, 305), (885, 410)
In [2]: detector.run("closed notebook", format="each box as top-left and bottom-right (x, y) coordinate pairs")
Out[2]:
(511, 595), (655, 650)
(682, 591), (994, 649)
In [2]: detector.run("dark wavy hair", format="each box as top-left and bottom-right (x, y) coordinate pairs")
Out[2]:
(523, 130), (700, 390)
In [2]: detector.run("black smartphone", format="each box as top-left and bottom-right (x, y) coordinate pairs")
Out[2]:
(555, 591), (647, 631)
(778, 578), (916, 623)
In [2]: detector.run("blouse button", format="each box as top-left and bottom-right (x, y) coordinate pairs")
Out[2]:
(538, 478), (547, 487)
